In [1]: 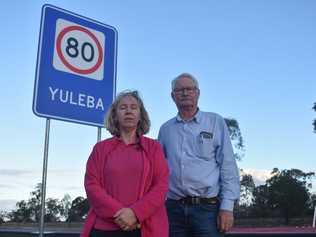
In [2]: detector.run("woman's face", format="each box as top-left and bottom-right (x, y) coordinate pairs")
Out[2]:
(116, 95), (141, 132)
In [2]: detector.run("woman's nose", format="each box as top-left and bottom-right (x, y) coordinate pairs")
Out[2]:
(125, 106), (132, 113)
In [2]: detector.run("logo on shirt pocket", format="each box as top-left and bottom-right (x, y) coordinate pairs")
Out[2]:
(196, 131), (215, 160)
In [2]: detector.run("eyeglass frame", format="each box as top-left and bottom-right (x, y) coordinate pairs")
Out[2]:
(172, 86), (198, 95)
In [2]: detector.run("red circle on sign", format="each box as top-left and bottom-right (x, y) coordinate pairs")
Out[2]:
(56, 25), (103, 74)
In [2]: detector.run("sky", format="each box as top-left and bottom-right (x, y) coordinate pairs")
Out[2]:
(0, 0), (316, 211)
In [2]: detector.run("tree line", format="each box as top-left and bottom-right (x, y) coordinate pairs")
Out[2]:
(237, 168), (315, 224)
(0, 183), (88, 224)
(0, 118), (243, 224)
(1, 117), (315, 224)
(0, 167), (314, 225)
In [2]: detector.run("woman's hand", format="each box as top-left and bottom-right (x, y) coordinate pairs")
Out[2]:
(114, 208), (139, 231)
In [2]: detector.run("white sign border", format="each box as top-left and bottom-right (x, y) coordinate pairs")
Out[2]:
(33, 4), (118, 127)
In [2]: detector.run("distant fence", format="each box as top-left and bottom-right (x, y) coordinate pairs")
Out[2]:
(1, 220), (316, 237)
(235, 217), (314, 227)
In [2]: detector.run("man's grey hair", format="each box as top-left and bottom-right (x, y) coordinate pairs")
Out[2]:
(171, 73), (199, 91)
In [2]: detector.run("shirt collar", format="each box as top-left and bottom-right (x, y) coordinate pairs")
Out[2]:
(113, 135), (148, 152)
(175, 108), (201, 124)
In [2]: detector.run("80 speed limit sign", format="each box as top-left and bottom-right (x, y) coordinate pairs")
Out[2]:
(53, 19), (105, 80)
(33, 5), (117, 127)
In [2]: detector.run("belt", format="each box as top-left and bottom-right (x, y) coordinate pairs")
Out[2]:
(176, 196), (219, 205)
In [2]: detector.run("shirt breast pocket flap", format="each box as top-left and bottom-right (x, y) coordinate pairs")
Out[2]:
(196, 131), (214, 160)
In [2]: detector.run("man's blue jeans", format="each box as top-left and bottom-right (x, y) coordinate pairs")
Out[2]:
(166, 199), (224, 237)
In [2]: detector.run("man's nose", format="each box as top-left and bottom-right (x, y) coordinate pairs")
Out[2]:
(182, 89), (189, 95)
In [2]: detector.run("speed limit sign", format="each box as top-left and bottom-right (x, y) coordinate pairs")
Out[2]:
(33, 4), (117, 127)
(53, 19), (105, 80)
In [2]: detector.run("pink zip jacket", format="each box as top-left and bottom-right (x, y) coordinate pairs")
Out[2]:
(80, 136), (169, 237)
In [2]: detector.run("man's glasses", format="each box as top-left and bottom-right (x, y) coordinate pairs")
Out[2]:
(173, 87), (197, 95)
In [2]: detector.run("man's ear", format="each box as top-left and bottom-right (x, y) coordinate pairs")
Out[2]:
(171, 92), (175, 102)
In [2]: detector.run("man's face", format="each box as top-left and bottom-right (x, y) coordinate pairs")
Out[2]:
(172, 77), (200, 111)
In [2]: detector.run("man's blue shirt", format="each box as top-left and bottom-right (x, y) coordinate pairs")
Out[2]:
(158, 110), (240, 211)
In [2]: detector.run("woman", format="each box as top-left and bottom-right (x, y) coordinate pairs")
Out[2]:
(81, 91), (169, 237)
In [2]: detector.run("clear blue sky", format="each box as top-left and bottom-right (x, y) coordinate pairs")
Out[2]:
(1, 0), (315, 210)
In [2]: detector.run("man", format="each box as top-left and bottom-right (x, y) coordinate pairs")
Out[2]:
(158, 73), (240, 237)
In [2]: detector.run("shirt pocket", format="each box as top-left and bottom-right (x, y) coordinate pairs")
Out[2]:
(195, 134), (215, 160)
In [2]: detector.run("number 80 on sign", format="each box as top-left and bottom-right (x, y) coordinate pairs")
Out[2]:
(53, 18), (105, 81)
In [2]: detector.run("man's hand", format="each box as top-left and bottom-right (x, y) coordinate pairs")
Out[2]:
(217, 210), (234, 233)
(114, 208), (138, 231)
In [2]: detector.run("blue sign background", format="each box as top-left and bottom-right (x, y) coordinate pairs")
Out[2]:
(33, 4), (117, 127)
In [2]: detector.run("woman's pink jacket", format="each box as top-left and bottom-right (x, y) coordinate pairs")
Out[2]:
(80, 136), (169, 237)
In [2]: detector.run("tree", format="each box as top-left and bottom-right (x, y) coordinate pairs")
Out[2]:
(0, 211), (6, 224)
(67, 196), (89, 222)
(6, 184), (72, 223)
(45, 198), (64, 222)
(307, 193), (316, 215)
(6, 184), (41, 222)
(27, 183), (42, 222)
(225, 118), (245, 160)
(266, 168), (315, 224)
(313, 102), (316, 132)
(235, 172), (255, 218)
(7, 200), (33, 222)
(60, 194), (72, 221)
(240, 172), (255, 206)
(252, 184), (271, 218)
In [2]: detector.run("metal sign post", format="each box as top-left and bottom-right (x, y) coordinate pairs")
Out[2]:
(39, 119), (50, 237)
(97, 127), (102, 142)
